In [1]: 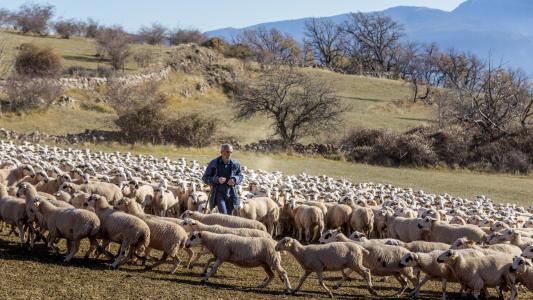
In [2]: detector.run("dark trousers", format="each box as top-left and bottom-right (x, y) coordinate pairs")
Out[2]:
(215, 192), (234, 215)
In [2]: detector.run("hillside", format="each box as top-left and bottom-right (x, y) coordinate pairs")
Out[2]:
(0, 31), (531, 204)
(206, 0), (533, 74)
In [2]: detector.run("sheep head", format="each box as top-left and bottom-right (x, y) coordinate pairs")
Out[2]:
(319, 229), (339, 244)
(511, 256), (532, 274)
(436, 249), (458, 264)
(418, 217), (437, 231)
(275, 237), (295, 252)
(185, 231), (202, 248)
(399, 252), (418, 268)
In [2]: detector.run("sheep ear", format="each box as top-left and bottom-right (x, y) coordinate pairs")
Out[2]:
(197, 232), (202, 238)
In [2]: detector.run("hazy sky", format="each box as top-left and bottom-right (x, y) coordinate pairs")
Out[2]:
(1, 0), (466, 31)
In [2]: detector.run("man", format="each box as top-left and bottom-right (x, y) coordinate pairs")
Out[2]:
(202, 144), (243, 215)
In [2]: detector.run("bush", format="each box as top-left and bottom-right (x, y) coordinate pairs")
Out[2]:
(202, 37), (227, 53)
(168, 28), (207, 45)
(3, 77), (62, 112)
(53, 19), (79, 39)
(95, 26), (131, 71)
(108, 81), (218, 147)
(132, 48), (154, 68)
(224, 43), (255, 60)
(14, 43), (62, 78)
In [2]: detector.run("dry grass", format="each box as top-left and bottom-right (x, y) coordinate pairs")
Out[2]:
(0, 30), (166, 77)
(1, 233), (529, 299)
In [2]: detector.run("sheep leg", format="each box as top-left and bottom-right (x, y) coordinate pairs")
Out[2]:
(316, 271), (334, 298)
(145, 252), (168, 270)
(202, 257), (217, 276)
(257, 264), (275, 288)
(305, 227), (311, 243)
(189, 247), (209, 269)
(273, 262), (292, 292)
(64, 239), (80, 262)
(111, 243), (129, 269)
(17, 223), (25, 247)
(170, 255), (182, 274)
(334, 269), (352, 289)
(183, 247), (194, 269)
(201, 258), (222, 284)
(351, 265), (375, 296)
(292, 271), (311, 295)
(410, 275), (432, 298)
(84, 236), (99, 259)
(393, 274), (408, 297)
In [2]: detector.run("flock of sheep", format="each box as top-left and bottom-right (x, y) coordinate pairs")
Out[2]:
(0, 140), (533, 299)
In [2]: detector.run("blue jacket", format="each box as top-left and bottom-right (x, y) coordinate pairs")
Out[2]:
(202, 156), (244, 210)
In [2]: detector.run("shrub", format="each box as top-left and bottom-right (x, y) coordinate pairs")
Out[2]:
(53, 19), (79, 39)
(95, 26), (131, 71)
(14, 43), (62, 78)
(164, 114), (218, 147)
(168, 28), (207, 45)
(132, 48), (154, 68)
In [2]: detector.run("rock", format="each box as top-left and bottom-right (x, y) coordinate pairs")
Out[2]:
(180, 88), (191, 98)
(196, 82), (209, 93)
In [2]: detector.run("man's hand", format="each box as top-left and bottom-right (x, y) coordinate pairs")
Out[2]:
(227, 178), (236, 186)
(218, 177), (227, 184)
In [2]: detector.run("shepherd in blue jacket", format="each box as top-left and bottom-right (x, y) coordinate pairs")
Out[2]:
(202, 144), (244, 215)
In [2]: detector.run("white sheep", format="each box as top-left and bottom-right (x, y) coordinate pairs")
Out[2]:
(235, 196), (280, 236)
(84, 194), (150, 269)
(418, 217), (487, 244)
(510, 256), (533, 298)
(115, 198), (193, 273)
(61, 182), (123, 205)
(185, 231), (291, 293)
(181, 210), (267, 232)
(275, 236), (373, 298)
(436, 249), (516, 300)
(29, 199), (100, 262)
(0, 183), (28, 246)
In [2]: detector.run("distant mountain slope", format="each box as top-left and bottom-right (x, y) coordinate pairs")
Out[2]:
(206, 0), (533, 74)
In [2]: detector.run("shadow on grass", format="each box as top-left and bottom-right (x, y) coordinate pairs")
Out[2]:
(63, 55), (103, 64)
(339, 96), (384, 102)
(396, 117), (436, 123)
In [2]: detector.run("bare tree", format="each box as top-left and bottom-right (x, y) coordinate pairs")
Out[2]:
(168, 28), (207, 45)
(304, 18), (346, 69)
(81, 18), (99, 38)
(234, 67), (349, 148)
(343, 12), (404, 74)
(138, 23), (168, 45)
(0, 8), (14, 29)
(443, 63), (531, 139)
(96, 26), (131, 71)
(237, 27), (302, 66)
(14, 3), (54, 35)
(53, 19), (79, 39)
(404, 43), (443, 102)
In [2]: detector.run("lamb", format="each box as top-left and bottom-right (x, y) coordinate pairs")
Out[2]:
(115, 197), (193, 272)
(0, 184), (28, 246)
(418, 217), (487, 244)
(436, 249), (516, 300)
(29, 199), (100, 262)
(185, 231), (292, 293)
(319, 229), (417, 297)
(324, 203), (352, 233)
(61, 182), (123, 205)
(84, 194), (150, 269)
(450, 237), (522, 256)
(292, 203), (325, 242)
(181, 210), (267, 232)
(275, 236), (373, 298)
(35, 174), (62, 195)
(235, 196), (280, 236)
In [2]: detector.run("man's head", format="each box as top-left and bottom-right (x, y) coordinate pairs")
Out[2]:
(220, 144), (233, 162)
